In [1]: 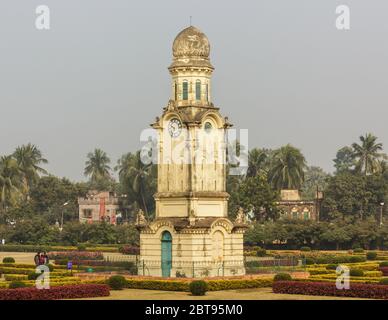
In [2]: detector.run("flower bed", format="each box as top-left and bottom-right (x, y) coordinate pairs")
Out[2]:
(48, 251), (104, 261)
(273, 281), (388, 299)
(0, 284), (110, 300)
(379, 267), (388, 276)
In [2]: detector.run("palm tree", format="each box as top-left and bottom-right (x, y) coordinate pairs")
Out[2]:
(0, 156), (23, 212)
(268, 144), (306, 190)
(115, 151), (152, 215)
(352, 133), (383, 175)
(84, 149), (111, 182)
(247, 148), (269, 177)
(13, 143), (48, 196)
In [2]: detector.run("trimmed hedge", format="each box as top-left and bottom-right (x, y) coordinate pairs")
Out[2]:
(107, 275), (127, 290)
(273, 281), (388, 299)
(0, 284), (110, 300)
(2, 257), (15, 264)
(366, 252), (378, 261)
(48, 251), (104, 261)
(274, 273), (292, 281)
(190, 280), (208, 296)
(120, 278), (273, 292)
(0, 244), (119, 253)
(379, 267), (388, 276)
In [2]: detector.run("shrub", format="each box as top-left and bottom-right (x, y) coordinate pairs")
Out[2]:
(379, 278), (388, 285)
(190, 280), (208, 296)
(4, 274), (28, 281)
(118, 246), (140, 255)
(300, 246), (311, 252)
(47, 264), (54, 272)
(107, 275), (127, 290)
(353, 248), (364, 254)
(56, 259), (69, 265)
(48, 251), (103, 261)
(0, 284), (110, 300)
(326, 264), (337, 270)
(255, 248), (266, 257)
(77, 244), (87, 251)
(379, 267), (388, 276)
(9, 281), (28, 289)
(2, 257), (15, 264)
(305, 258), (315, 265)
(366, 252), (378, 261)
(274, 273), (292, 282)
(350, 269), (364, 277)
(273, 281), (388, 299)
(380, 262), (388, 267)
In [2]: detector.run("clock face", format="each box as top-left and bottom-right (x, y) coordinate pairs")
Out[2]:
(204, 122), (213, 133)
(168, 118), (182, 138)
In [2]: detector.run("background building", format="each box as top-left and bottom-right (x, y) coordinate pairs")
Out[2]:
(276, 189), (323, 221)
(78, 191), (121, 224)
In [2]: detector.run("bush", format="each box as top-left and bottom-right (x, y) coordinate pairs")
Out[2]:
(379, 267), (388, 276)
(353, 248), (364, 254)
(326, 264), (337, 270)
(256, 248), (267, 257)
(0, 284), (110, 300)
(190, 280), (208, 296)
(305, 258), (315, 265)
(118, 246), (140, 255)
(379, 278), (388, 285)
(350, 269), (364, 277)
(273, 281), (388, 299)
(380, 262), (388, 267)
(300, 246), (311, 252)
(77, 244), (87, 251)
(8, 281), (28, 289)
(274, 273), (292, 282)
(2, 257), (15, 264)
(366, 252), (378, 261)
(107, 275), (127, 290)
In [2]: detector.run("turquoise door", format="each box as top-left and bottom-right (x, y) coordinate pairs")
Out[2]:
(161, 231), (172, 277)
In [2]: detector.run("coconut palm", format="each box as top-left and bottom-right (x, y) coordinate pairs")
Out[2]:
(84, 149), (111, 182)
(0, 156), (23, 212)
(13, 143), (48, 195)
(268, 144), (306, 190)
(352, 133), (383, 175)
(115, 151), (153, 215)
(247, 148), (269, 177)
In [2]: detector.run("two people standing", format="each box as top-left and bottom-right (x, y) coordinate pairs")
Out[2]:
(34, 251), (49, 266)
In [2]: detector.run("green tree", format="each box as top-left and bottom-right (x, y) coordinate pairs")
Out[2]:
(0, 156), (23, 213)
(301, 166), (329, 199)
(247, 148), (270, 177)
(268, 144), (306, 190)
(116, 151), (155, 216)
(352, 133), (384, 175)
(237, 176), (278, 221)
(84, 149), (112, 185)
(13, 143), (48, 196)
(333, 146), (356, 173)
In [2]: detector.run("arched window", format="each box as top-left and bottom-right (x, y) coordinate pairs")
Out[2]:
(195, 80), (201, 100)
(212, 231), (224, 262)
(182, 81), (188, 100)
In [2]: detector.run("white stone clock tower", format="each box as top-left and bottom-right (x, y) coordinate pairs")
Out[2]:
(137, 26), (247, 278)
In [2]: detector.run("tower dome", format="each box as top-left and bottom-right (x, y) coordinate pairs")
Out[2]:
(169, 26), (213, 69)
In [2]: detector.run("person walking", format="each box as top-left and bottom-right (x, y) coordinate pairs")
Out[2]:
(34, 252), (41, 266)
(42, 252), (49, 265)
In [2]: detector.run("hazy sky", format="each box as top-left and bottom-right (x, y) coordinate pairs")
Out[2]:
(0, 0), (387, 181)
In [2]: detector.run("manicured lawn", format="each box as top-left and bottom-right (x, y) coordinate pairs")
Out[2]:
(81, 287), (369, 300)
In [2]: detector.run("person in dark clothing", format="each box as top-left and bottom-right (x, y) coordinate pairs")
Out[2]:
(42, 252), (49, 265)
(34, 252), (41, 266)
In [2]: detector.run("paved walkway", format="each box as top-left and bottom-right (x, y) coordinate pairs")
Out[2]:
(82, 287), (367, 300)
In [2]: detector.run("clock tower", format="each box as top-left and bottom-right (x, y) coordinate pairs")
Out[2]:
(137, 26), (247, 278)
